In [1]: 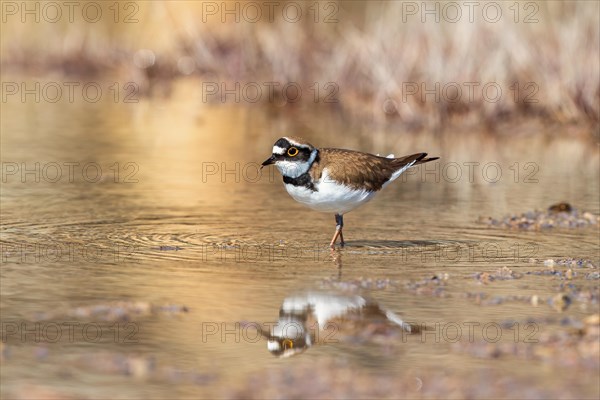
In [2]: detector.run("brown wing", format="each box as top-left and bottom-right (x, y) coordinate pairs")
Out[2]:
(311, 148), (438, 191)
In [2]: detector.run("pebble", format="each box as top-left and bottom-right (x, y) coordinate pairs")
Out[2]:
(531, 258), (597, 270)
(565, 269), (574, 279)
(320, 277), (397, 291)
(453, 314), (599, 370)
(548, 202), (573, 213)
(479, 203), (599, 230)
(474, 267), (522, 284)
(531, 295), (539, 307)
(550, 294), (572, 312)
(157, 246), (182, 251)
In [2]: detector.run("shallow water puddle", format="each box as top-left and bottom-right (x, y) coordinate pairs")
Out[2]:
(1, 90), (599, 398)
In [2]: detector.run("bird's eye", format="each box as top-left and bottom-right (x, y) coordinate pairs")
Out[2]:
(287, 147), (299, 157)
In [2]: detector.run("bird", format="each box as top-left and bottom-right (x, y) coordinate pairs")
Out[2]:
(261, 136), (438, 248)
(256, 291), (423, 357)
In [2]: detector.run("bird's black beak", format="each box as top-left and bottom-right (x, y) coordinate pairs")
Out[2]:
(260, 155), (276, 169)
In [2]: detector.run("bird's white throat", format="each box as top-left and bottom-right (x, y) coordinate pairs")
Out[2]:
(275, 149), (318, 178)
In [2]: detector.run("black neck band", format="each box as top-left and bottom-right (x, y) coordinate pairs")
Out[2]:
(283, 173), (316, 191)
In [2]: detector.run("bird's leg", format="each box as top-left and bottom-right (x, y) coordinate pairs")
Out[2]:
(329, 214), (344, 248)
(329, 229), (340, 249)
(338, 215), (345, 247)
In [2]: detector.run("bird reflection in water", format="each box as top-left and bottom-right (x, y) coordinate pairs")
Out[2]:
(258, 291), (423, 357)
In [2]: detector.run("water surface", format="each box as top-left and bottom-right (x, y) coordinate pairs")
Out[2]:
(1, 78), (599, 399)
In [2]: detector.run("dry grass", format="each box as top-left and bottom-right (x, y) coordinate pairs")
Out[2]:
(1, 1), (598, 133)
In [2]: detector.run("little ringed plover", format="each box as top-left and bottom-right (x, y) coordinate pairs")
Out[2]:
(261, 137), (438, 248)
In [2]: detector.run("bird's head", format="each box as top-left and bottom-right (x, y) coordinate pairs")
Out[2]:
(261, 137), (317, 178)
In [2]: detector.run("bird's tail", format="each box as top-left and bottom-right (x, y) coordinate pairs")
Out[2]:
(392, 153), (439, 168)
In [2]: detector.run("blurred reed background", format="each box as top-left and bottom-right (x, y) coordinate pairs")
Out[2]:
(2, 0), (599, 134)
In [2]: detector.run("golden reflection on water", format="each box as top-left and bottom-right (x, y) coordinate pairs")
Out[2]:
(1, 78), (599, 398)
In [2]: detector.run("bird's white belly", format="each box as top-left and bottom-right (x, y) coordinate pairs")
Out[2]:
(284, 178), (375, 214)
